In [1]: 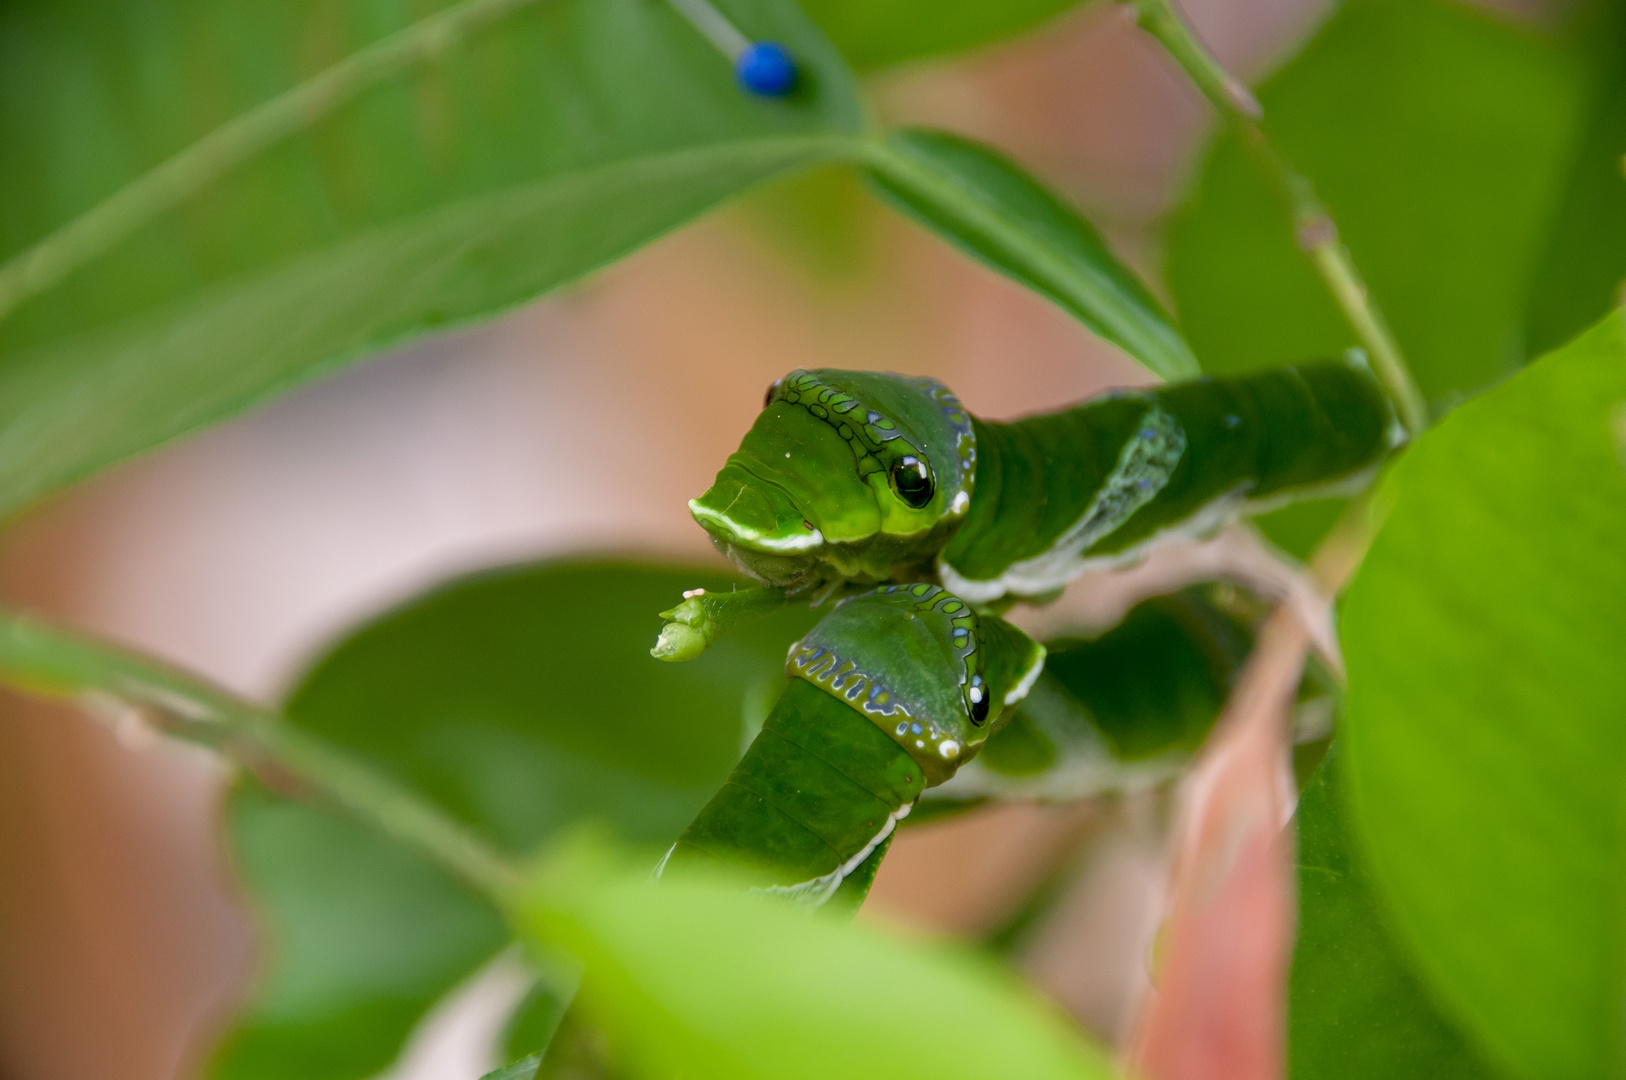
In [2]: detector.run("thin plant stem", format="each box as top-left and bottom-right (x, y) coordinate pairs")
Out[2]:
(0, 607), (522, 903)
(0, 0), (539, 327)
(1127, 0), (1430, 436)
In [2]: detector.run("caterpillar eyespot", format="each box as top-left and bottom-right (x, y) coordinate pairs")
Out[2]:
(689, 362), (1397, 599)
(665, 359), (1399, 914)
(890, 455), (934, 508)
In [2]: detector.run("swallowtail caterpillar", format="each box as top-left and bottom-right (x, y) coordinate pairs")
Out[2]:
(657, 360), (1397, 910)
(657, 583), (1043, 912)
(654, 359), (1399, 659)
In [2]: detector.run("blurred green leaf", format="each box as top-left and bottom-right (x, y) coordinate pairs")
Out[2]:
(1523, 8), (1626, 356)
(1289, 744), (1503, 1080)
(482, 1053), (543, 1080)
(1169, 0), (1585, 400)
(212, 559), (815, 1079)
(210, 784), (509, 1080)
(0, 0), (863, 520)
(1340, 311), (1626, 1080)
(519, 837), (1117, 1080)
(866, 128), (1201, 380)
(286, 560), (816, 851)
(803, 0), (1088, 70)
(502, 980), (571, 1062)
(1167, 0), (1592, 553)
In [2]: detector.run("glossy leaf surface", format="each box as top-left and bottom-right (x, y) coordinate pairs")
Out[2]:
(1341, 312), (1626, 1080)
(519, 838), (1117, 1080)
(866, 128), (1200, 380)
(0, 0), (863, 519)
(1289, 745), (1502, 1079)
(212, 560), (814, 1079)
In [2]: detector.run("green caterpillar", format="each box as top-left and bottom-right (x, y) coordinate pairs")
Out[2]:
(658, 361), (1394, 910)
(686, 360), (1396, 608)
(657, 583), (1042, 912)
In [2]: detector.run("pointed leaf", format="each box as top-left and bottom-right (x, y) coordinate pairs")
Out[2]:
(0, 0), (864, 518)
(865, 128), (1200, 380)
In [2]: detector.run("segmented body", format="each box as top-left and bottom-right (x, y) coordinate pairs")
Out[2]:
(667, 359), (1396, 911)
(940, 362), (1397, 600)
(689, 359), (1397, 603)
(661, 586), (1043, 908)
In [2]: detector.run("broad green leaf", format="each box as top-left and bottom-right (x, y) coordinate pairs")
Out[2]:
(865, 128), (1200, 381)
(1289, 744), (1503, 1080)
(517, 837), (1117, 1080)
(286, 560), (816, 851)
(213, 560), (816, 1079)
(1168, 0), (1585, 400)
(1340, 312), (1626, 1080)
(0, 0), (864, 520)
(210, 784), (508, 1080)
(803, 0), (1088, 71)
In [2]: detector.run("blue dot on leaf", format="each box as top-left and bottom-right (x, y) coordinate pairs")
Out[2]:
(735, 42), (797, 97)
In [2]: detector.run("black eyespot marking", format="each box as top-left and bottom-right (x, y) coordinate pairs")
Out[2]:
(967, 675), (989, 725)
(890, 455), (934, 509)
(764, 379), (782, 407)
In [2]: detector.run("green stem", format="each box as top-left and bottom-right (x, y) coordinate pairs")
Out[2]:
(0, 607), (521, 903)
(1127, 0), (1430, 436)
(0, 0), (539, 327)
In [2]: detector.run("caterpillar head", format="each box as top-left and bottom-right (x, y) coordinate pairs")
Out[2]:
(786, 584), (1045, 786)
(689, 370), (976, 590)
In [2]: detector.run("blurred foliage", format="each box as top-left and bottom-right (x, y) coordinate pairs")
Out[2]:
(211, 786), (509, 1080)
(482, 1054), (543, 1080)
(734, 165), (878, 285)
(867, 129), (1200, 380)
(516, 835), (1117, 1080)
(0, 0), (862, 521)
(1170, 0), (1588, 400)
(1168, 0), (1620, 554)
(212, 560), (817, 1079)
(802, 0), (1088, 71)
(1340, 312), (1626, 1080)
(1289, 745), (1500, 1080)
(1523, 4), (1626, 356)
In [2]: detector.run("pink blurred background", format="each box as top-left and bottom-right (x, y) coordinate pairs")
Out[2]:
(0, 1), (1435, 1075)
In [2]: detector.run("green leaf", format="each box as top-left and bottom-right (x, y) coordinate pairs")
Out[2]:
(1523, 9), (1626, 357)
(210, 784), (509, 1080)
(481, 1054), (542, 1080)
(802, 0), (1088, 70)
(1166, 0), (1592, 553)
(1340, 311), (1626, 1080)
(213, 560), (816, 1079)
(518, 837), (1118, 1080)
(864, 128), (1200, 380)
(1289, 744), (1504, 1080)
(0, 0), (864, 520)
(1168, 0), (1587, 401)
(286, 560), (817, 851)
